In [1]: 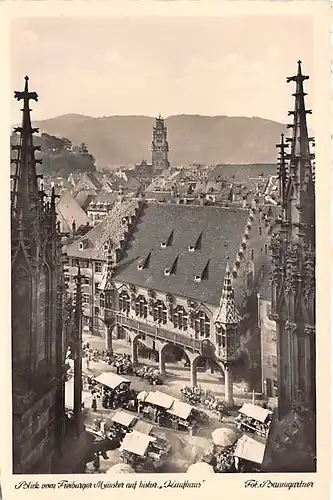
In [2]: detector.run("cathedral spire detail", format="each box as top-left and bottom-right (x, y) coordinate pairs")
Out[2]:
(285, 61), (315, 195)
(11, 76), (43, 222)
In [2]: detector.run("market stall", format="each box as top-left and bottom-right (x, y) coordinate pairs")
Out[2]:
(95, 372), (131, 409)
(166, 400), (197, 433)
(233, 434), (266, 472)
(138, 391), (174, 424)
(120, 430), (171, 472)
(236, 403), (272, 439)
(109, 409), (138, 439)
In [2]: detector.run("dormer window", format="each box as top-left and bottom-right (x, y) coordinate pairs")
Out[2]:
(79, 242), (84, 251)
(188, 232), (203, 252)
(194, 259), (209, 283)
(103, 243), (109, 251)
(164, 268), (171, 276)
(137, 252), (151, 271)
(161, 229), (174, 248)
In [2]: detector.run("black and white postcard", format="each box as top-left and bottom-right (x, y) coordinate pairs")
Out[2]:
(0, 1), (331, 500)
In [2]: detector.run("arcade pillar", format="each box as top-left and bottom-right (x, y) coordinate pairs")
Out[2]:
(105, 324), (114, 355)
(159, 345), (166, 375)
(190, 359), (198, 387)
(131, 338), (138, 366)
(224, 364), (234, 405)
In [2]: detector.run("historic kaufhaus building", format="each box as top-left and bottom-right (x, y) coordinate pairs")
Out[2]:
(65, 199), (272, 403)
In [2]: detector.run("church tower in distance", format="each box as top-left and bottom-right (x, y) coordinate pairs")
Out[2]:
(11, 77), (65, 473)
(151, 115), (170, 174)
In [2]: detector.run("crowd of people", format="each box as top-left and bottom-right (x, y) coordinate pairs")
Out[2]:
(236, 414), (272, 438)
(180, 386), (227, 419)
(202, 443), (237, 473)
(134, 366), (163, 385)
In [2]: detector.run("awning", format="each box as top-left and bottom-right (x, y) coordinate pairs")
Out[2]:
(137, 391), (148, 401)
(238, 403), (272, 423)
(120, 431), (156, 457)
(145, 391), (174, 409)
(132, 420), (154, 435)
(212, 427), (237, 447)
(233, 435), (266, 465)
(106, 463), (135, 474)
(187, 462), (215, 475)
(167, 400), (194, 420)
(112, 410), (137, 428)
(95, 372), (130, 390)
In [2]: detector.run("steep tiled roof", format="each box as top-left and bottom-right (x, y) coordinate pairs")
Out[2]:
(114, 204), (249, 306)
(64, 199), (141, 260)
(74, 191), (96, 210)
(210, 164), (277, 183)
(56, 190), (92, 233)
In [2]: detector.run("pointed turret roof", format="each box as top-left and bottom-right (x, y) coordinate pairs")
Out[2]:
(214, 260), (242, 326)
(286, 61), (315, 190)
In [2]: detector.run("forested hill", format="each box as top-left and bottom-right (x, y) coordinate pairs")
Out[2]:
(10, 131), (96, 177)
(32, 113), (288, 168)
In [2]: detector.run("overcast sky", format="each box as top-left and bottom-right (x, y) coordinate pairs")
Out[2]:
(10, 16), (314, 123)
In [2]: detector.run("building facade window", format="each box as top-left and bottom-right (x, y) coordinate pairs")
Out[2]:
(194, 311), (210, 338)
(94, 306), (100, 316)
(100, 293), (105, 309)
(266, 303), (272, 318)
(82, 293), (90, 305)
(153, 300), (167, 324)
(246, 271), (253, 289)
(82, 277), (90, 285)
(94, 282), (100, 295)
(94, 262), (102, 273)
(135, 295), (148, 318)
(83, 316), (90, 327)
(172, 305), (188, 331)
(119, 290), (130, 313)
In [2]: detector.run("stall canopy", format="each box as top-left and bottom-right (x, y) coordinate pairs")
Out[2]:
(95, 372), (130, 390)
(145, 391), (174, 409)
(132, 420), (154, 435)
(212, 427), (237, 447)
(187, 462), (215, 475)
(167, 400), (194, 420)
(112, 410), (137, 428)
(234, 435), (266, 465)
(137, 391), (148, 402)
(238, 404), (272, 423)
(106, 463), (135, 474)
(120, 431), (156, 457)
